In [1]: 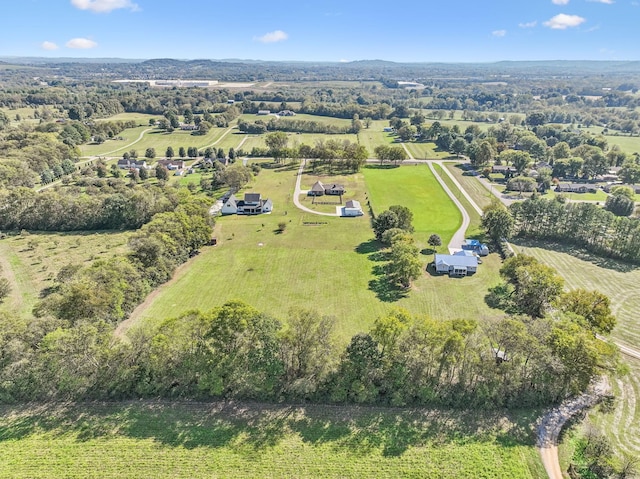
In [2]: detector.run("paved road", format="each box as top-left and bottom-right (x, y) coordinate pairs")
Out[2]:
(292, 159), (340, 217)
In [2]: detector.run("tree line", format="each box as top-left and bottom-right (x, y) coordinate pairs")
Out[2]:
(509, 197), (640, 264)
(0, 291), (613, 407)
(0, 184), (181, 231)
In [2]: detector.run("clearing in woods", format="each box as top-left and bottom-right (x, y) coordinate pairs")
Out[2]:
(128, 164), (504, 340)
(0, 401), (544, 479)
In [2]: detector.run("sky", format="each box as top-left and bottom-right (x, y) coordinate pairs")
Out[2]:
(1, 0), (639, 62)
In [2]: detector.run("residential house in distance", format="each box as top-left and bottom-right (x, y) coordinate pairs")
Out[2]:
(157, 159), (186, 170)
(277, 110), (296, 116)
(117, 159), (147, 170)
(491, 165), (517, 176)
(221, 193), (273, 215)
(434, 251), (479, 277)
(342, 200), (363, 217)
(308, 181), (346, 196)
(555, 183), (598, 194)
(257, 110), (271, 115)
(179, 123), (199, 131)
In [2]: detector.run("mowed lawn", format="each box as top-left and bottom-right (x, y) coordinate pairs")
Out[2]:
(510, 240), (640, 349)
(0, 402), (544, 479)
(79, 126), (231, 157)
(135, 164), (505, 340)
(363, 165), (461, 246)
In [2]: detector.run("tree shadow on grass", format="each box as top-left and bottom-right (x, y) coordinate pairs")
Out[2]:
(0, 401), (539, 461)
(356, 239), (406, 302)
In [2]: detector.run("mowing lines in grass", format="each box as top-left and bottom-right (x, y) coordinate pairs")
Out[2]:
(0, 402), (542, 479)
(363, 164), (461, 246)
(510, 241), (640, 349)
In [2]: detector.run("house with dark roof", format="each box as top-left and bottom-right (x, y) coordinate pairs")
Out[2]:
(157, 159), (186, 170)
(491, 165), (517, 176)
(434, 251), (478, 277)
(555, 183), (598, 193)
(221, 193), (273, 215)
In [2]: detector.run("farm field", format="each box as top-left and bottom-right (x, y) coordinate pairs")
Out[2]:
(133, 164), (504, 340)
(0, 401), (544, 479)
(96, 112), (161, 124)
(79, 126), (231, 157)
(509, 240), (640, 350)
(432, 163), (483, 239)
(444, 163), (496, 211)
(404, 142), (450, 160)
(0, 231), (133, 318)
(363, 165), (461, 246)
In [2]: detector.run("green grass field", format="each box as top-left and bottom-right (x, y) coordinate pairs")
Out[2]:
(363, 165), (461, 246)
(444, 164), (496, 211)
(79, 126), (231, 157)
(404, 142), (450, 160)
(0, 231), (132, 318)
(133, 164), (504, 340)
(433, 163), (483, 239)
(0, 401), (544, 479)
(509, 240), (640, 350)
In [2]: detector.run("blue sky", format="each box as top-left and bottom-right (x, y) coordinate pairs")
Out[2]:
(1, 0), (639, 62)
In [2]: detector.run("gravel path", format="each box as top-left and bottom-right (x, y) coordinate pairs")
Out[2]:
(537, 377), (611, 479)
(292, 159), (340, 217)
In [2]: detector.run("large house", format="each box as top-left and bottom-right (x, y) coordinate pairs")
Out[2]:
(308, 181), (346, 196)
(434, 251), (478, 277)
(117, 159), (147, 170)
(342, 200), (363, 217)
(156, 159), (186, 170)
(555, 183), (598, 194)
(221, 193), (273, 215)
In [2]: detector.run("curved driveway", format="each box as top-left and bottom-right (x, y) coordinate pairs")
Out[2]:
(292, 159), (340, 217)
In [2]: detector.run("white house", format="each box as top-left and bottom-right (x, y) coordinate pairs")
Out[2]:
(342, 200), (363, 217)
(434, 251), (478, 277)
(221, 193), (273, 215)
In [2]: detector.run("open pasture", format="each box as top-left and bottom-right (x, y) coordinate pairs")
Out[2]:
(134, 164), (504, 340)
(0, 401), (543, 479)
(510, 240), (640, 349)
(0, 230), (132, 318)
(79, 126), (230, 157)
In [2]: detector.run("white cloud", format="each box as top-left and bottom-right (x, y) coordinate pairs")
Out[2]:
(518, 21), (537, 28)
(492, 30), (507, 37)
(339, 59), (349, 63)
(70, 0), (139, 13)
(41, 41), (59, 51)
(552, 0), (570, 4)
(543, 13), (586, 29)
(254, 30), (289, 43)
(588, 0), (614, 3)
(66, 37), (98, 49)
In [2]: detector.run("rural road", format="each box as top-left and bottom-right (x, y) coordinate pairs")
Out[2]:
(292, 159), (340, 217)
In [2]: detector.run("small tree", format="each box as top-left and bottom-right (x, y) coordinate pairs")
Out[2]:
(428, 234), (442, 250)
(166, 146), (174, 158)
(145, 148), (156, 159)
(277, 222), (287, 232)
(155, 165), (169, 181)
